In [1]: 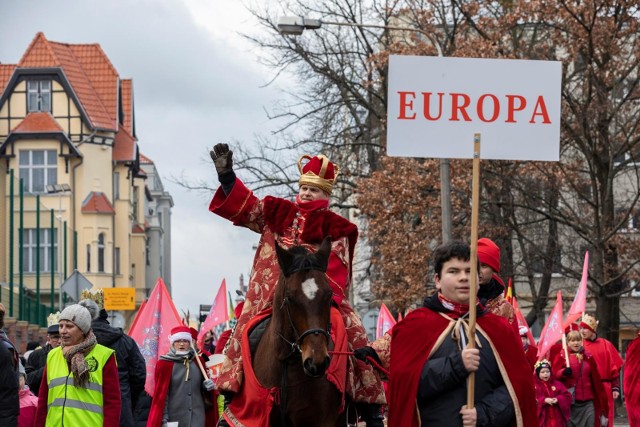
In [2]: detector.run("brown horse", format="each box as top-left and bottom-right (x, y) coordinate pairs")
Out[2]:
(252, 237), (351, 427)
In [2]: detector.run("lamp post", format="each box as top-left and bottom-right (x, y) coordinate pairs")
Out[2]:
(277, 16), (451, 242)
(46, 183), (71, 311)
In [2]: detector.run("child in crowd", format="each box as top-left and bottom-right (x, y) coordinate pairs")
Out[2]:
(18, 363), (38, 427)
(534, 359), (572, 427)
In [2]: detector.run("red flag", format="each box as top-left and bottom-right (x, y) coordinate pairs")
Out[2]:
(512, 295), (535, 346)
(376, 303), (396, 339)
(397, 311), (403, 322)
(197, 279), (229, 349)
(537, 291), (564, 360)
(129, 278), (182, 395)
(564, 251), (588, 327)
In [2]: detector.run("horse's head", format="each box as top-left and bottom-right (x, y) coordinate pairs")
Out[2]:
(275, 236), (333, 378)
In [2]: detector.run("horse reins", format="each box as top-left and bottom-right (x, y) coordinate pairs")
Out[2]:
(278, 296), (332, 357)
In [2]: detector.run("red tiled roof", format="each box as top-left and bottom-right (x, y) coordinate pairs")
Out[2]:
(113, 126), (137, 162)
(121, 79), (133, 133)
(12, 112), (64, 133)
(139, 153), (153, 164)
(18, 32), (117, 131)
(81, 191), (115, 214)
(132, 224), (145, 234)
(0, 64), (16, 92)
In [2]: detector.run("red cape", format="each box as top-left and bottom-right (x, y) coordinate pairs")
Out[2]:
(147, 356), (215, 427)
(624, 335), (640, 427)
(388, 308), (537, 427)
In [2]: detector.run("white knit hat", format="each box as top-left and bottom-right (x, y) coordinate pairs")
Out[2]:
(59, 304), (92, 335)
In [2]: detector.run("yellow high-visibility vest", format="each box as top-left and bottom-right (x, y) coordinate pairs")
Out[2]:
(45, 344), (115, 426)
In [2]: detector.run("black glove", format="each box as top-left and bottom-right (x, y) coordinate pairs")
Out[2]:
(354, 346), (381, 365)
(562, 367), (572, 377)
(210, 143), (234, 177)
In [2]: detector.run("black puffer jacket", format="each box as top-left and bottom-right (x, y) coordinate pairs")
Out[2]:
(25, 344), (52, 395)
(92, 316), (146, 427)
(0, 331), (19, 427)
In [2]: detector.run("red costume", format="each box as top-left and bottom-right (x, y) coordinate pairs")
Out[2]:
(624, 333), (640, 427)
(552, 348), (609, 427)
(147, 354), (215, 427)
(533, 360), (572, 427)
(582, 337), (623, 422)
(209, 167), (385, 404)
(387, 307), (538, 427)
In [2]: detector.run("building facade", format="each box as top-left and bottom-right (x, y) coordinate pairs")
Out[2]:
(0, 33), (172, 326)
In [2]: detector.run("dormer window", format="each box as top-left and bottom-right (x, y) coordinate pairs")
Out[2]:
(27, 79), (51, 112)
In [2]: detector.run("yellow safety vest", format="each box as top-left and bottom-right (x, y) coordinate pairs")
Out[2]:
(45, 344), (115, 426)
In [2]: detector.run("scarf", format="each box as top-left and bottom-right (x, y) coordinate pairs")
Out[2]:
(295, 195), (329, 212)
(62, 331), (97, 388)
(160, 347), (196, 381)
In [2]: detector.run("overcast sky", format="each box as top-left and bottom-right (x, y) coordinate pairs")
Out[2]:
(0, 0), (289, 317)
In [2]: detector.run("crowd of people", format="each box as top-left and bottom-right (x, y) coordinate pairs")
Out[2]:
(0, 146), (639, 427)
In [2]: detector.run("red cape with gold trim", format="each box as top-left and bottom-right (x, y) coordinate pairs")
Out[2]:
(624, 334), (640, 427)
(388, 307), (538, 427)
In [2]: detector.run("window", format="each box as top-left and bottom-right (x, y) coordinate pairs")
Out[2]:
(27, 80), (52, 112)
(86, 244), (91, 272)
(132, 187), (139, 223)
(114, 247), (121, 275)
(22, 229), (57, 273)
(113, 172), (120, 200)
(19, 150), (57, 193)
(98, 233), (105, 273)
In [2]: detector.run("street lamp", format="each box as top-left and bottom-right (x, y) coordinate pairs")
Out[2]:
(46, 183), (71, 310)
(277, 16), (451, 242)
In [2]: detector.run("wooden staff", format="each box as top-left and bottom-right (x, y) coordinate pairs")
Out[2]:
(467, 134), (482, 409)
(562, 333), (570, 368)
(191, 344), (211, 380)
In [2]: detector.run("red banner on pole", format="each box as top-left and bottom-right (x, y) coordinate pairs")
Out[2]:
(197, 279), (229, 349)
(129, 278), (182, 395)
(376, 303), (396, 339)
(565, 251), (588, 327)
(537, 291), (564, 360)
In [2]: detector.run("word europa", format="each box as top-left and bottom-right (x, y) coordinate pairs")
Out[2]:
(396, 91), (552, 124)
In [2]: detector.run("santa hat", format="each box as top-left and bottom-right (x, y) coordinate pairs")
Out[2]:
(169, 325), (193, 345)
(298, 154), (339, 195)
(518, 325), (529, 337)
(477, 238), (500, 273)
(580, 313), (598, 333)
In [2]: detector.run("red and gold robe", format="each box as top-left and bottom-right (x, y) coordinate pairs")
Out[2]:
(583, 336), (624, 423)
(209, 178), (385, 404)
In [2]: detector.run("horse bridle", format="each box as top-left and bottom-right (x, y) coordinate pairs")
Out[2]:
(278, 295), (332, 356)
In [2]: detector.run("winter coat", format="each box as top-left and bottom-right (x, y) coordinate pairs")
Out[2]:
(0, 331), (19, 427)
(18, 386), (38, 427)
(92, 317), (147, 427)
(24, 345), (51, 396)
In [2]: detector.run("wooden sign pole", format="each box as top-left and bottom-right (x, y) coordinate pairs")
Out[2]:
(467, 133), (482, 409)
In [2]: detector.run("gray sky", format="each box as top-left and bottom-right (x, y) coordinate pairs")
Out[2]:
(0, 0), (289, 316)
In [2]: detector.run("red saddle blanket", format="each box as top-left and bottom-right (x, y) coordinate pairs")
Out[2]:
(223, 306), (348, 427)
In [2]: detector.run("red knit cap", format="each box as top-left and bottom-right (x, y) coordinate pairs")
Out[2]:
(478, 238), (500, 273)
(298, 154), (339, 195)
(564, 323), (579, 333)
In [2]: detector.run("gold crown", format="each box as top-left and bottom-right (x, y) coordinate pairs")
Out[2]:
(47, 312), (60, 327)
(80, 289), (104, 308)
(581, 313), (598, 331)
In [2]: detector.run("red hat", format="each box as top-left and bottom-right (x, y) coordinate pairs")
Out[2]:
(478, 238), (500, 273)
(234, 301), (245, 319)
(564, 323), (579, 333)
(518, 325), (529, 336)
(169, 325), (192, 345)
(298, 154), (339, 195)
(580, 313), (598, 333)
